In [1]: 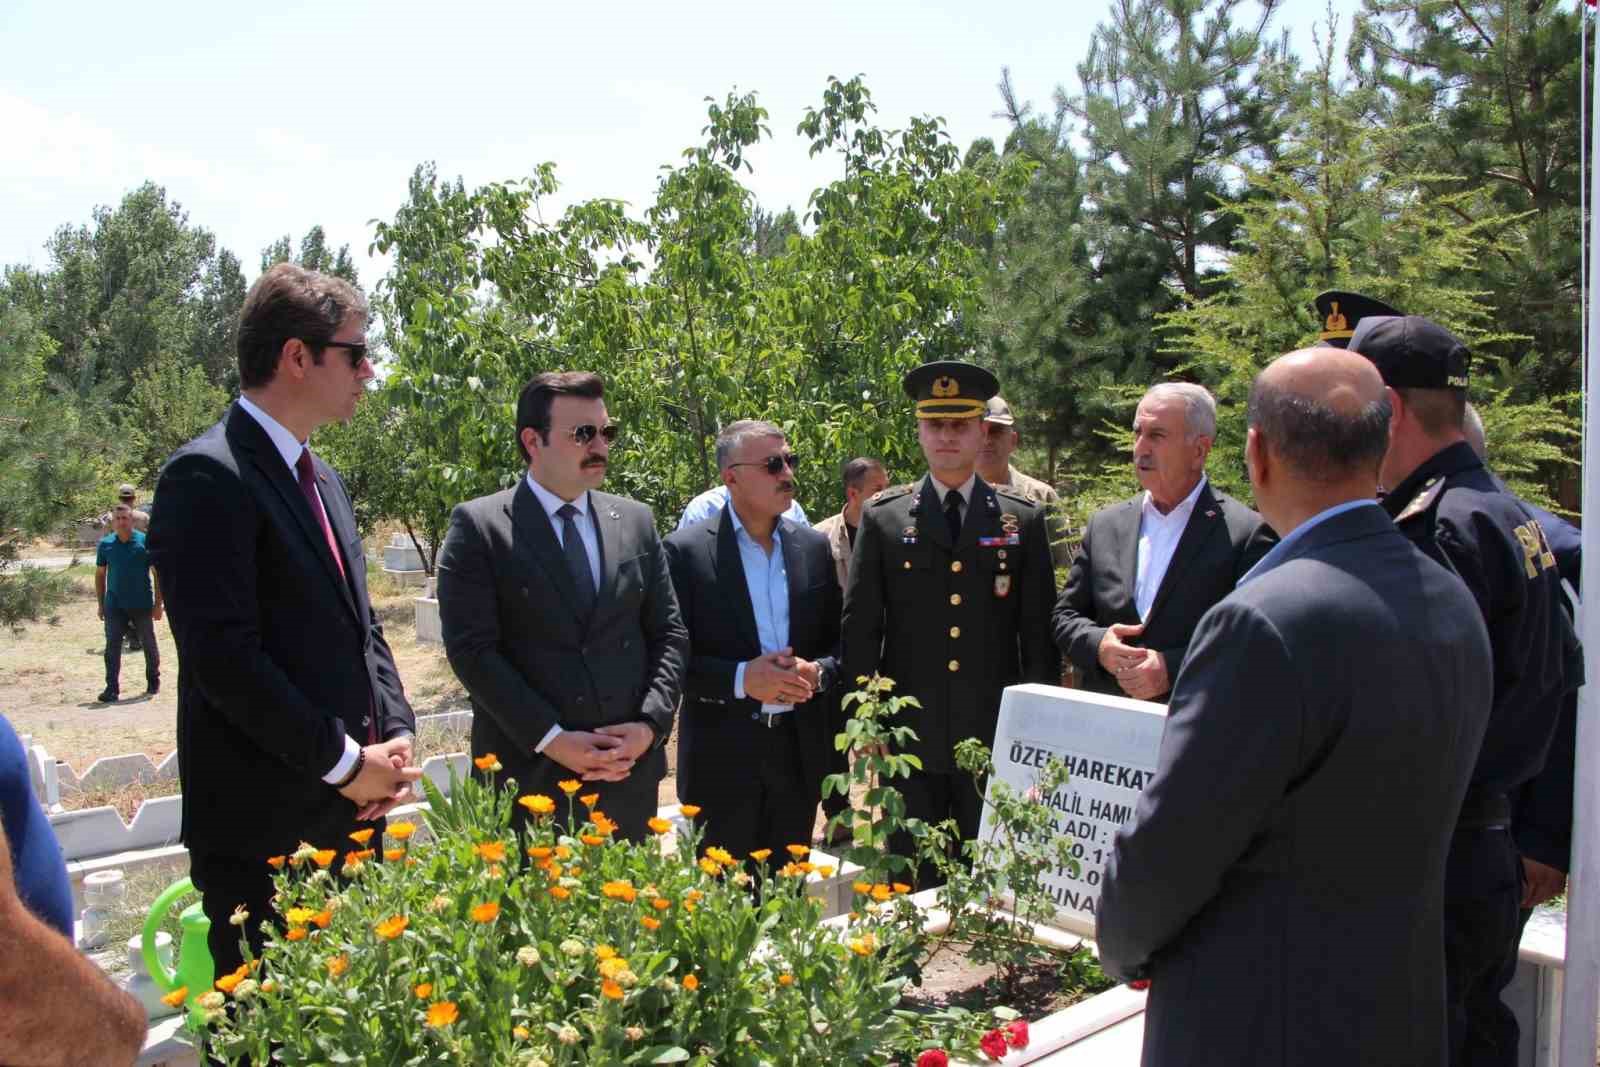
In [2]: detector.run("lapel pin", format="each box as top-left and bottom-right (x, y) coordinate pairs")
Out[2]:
(1205, 509), (1216, 518)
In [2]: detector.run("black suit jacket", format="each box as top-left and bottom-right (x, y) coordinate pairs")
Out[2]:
(148, 402), (415, 859)
(663, 509), (842, 808)
(435, 481), (687, 832)
(1097, 505), (1491, 1067)
(1052, 480), (1275, 699)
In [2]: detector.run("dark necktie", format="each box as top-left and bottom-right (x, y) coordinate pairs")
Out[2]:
(944, 489), (963, 544)
(295, 448), (347, 583)
(557, 503), (597, 615)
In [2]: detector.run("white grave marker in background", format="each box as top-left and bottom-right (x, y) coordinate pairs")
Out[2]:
(980, 684), (1167, 938)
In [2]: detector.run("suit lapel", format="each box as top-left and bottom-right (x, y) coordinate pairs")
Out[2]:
(963, 478), (999, 552)
(779, 517), (807, 635)
(310, 456), (361, 621)
(509, 481), (582, 612)
(1144, 482), (1222, 626)
(1117, 496), (1143, 608)
(714, 510), (762, 656)
(588, 492), (622, 635)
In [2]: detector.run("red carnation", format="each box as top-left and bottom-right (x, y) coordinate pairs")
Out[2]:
(1005, 1019), (1030, 1049)
(979, 1028), (1009, 1060)
(917, 1051), (950, 1067)
(1129, 978), (1151, 991)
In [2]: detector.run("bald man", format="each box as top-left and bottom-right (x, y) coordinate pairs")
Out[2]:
(1098, 348), (1492, 1067)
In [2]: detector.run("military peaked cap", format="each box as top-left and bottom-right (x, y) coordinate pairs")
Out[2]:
(902, 360), (998, 419)
(1314, 290), (1403, 349)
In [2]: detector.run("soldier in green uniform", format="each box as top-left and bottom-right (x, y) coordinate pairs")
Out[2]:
(842, 360), (1060, 885)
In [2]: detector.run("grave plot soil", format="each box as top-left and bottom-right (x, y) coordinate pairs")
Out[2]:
(902, 946), (1112, 1023)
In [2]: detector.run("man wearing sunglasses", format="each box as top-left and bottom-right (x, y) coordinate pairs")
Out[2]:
(437, 371), (688, 842)
(664, 421), (842, 862)
(843, 360), (1060, 887)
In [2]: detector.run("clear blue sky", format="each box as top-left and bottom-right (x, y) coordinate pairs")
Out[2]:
(1, 0), (1339, 287)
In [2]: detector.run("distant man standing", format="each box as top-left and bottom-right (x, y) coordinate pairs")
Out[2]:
(100, 485), (151, 653)
(1352, 315), (1578, 1066)
(1098, 347), (1491, 1067)
(95, 502), (161, 703)
(976, 395), (1070, 567)
(1053, 383), (1274, 702)
(843, 361), (1058, 883)
(438, 371), (688, 841)
(665, 421), (841, 860)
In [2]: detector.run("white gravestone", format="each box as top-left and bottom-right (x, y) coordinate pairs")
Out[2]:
(980, 684), (1167, 938)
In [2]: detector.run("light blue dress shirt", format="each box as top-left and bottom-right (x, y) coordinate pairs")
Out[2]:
(727, 505), (794, 714)
(678, 484), (807, 531)
(1236, 498), (1380, 587)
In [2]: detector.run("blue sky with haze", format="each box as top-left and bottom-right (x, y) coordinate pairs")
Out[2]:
(2, 0), (1340, 287)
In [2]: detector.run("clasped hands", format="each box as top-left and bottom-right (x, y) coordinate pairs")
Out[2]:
(744, 647), (822, 705)
(338, 736), (424, 821)
(1097, 622), (1170, 701)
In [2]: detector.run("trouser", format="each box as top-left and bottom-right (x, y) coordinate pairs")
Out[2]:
(690, 713), (815, 864)
(104, 609), (158, 694)
(889, 768), (985, 890)
(1444, 826), (1522, 1067)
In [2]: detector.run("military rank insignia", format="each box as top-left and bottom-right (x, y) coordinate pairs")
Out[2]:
(978, 535), (1019, 547)
(902, 525), (918, 545)
(993, 574), (1012, 598)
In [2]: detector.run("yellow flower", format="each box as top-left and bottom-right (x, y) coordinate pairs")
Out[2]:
(579, 793), (600, 810)
(384, 848), (404, 861)
(513, 1025), (530, 1039)
(601, 978), (624, 1000)
(557, 779), (581, 796)
(640, 916), (661, 931)
(684, 889), (703, 904)
(580, 834), (604, 847)
(568, 865), (582, 876)
(311, 849), (337, 868)
(698, 857), (722, 877)
(682, 974), (700, 990)
(326, 953), (349, 977)
(848, 932), (877, 956)
(387, 821), (417, 840)
(266, 855), (286, 869)
(554, 845), (573, 860)
(816, 865), (835, 878)
(595, 944), (618, 960)
(473, 841), (507, 863)
(599, 957), (629, 979)
(750, 848), (772, 862)
(705, 846), (735, 867)
(374, 915), (409, 940)
(348, 828), (374, 845)
(413, 982), (433, 999)
(549, 885), (571, 900)
(651, 897), (671, 911)
(426, 1001), (459, 1028)
(871, 884), (892, 902)
(601, 880), (637, 903)
(285, 926), (307, 941)
(527, 845), (553, 860)
(473, 753), (500, 771)
(160, 986), (188, 1008)
(679, 804), (701, 818)
(778, 973), (794, 987)
(519, 794), (556, 816)
(785, 843), (810, 858)
(470, 901), (500, 923)
(285, 906), (317, 926)
(852, 881), (872, 895)
(647, 816), (672, 835)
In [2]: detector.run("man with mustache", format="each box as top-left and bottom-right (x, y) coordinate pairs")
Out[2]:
(665, 421), (841, 860)
(1052, 383), (1274, 702)
(437, 371), (688, 841)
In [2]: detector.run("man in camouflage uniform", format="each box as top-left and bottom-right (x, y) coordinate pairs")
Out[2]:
(977, 395), (1071, 568)
(843, 361), (1059, 885)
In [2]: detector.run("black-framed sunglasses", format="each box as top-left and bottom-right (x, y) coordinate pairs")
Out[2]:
(731, 453), (800, 475)
(319, 341), (370, 368)
(556, 423), (621, 446)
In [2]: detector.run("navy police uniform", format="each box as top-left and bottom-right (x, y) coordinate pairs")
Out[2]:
(1355, 315), (1580, 1067)
(842, 362), (1059, 884)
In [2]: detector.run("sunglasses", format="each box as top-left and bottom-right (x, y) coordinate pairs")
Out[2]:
(731, 453), (801, 475)
(320, 341), (370, 368)
(556, 423), (621, 446)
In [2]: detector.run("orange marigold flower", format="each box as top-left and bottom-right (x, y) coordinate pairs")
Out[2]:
(601, 880), (637, 903)
(750, 848), (772, 862)
(311, 909), (333, 929)
(682, 974), (700, 990)
(414, 982), (433, 999)
(640, 916), (661, 931)
(374, 915), (409, 940)
(698, 857), (722, 877)
(554, 845), (573, 860)
(705, 846), (735, 867)
(786, 843), (810, 858)
(684, 889), (703, 904)
(384, 848), (404, 861)
(848, 932), (877, 956)
(160, 986), (188, 1008)
(568, 865), (582, 876)
(215, 971), (243, 994)
(469, 901), (500, 923)
(871, 884), (892, 902)
(348, 828), (374, 845)
(595, 944), (618, 960)
(513, 1025), (530, 1040)
(678, 804), (701, 818)
(651, 897), (671, 911)
(527, 845), (553, 860)
(426, 1000), (459, 1028)
(601, 978), (624, 1000)
(326, 953), (349, 977)
(816, 865), (836, 878)
(518, 794), (556, 817)
(580, 834), (604, 847)
(558, 779), (581, 796)
(473, 753), (499, 771)
(473, 841), (507, 863)
(598, 957), (629, 979)
(549, 885), (571, 900)
(545, 863), (564, 880)
(647, 816), (672, 835)
(852, 881), (872, 895)
(579, 793), (600, 810)
(893, 883), (912, 895)
(591, 813), (617, 836)
(311, 849), (337, 868)
(778, 973), (794, 987)
(387, 821), (417, 840)
(285, 926), (307, 941)
(266, 855), (286, 869)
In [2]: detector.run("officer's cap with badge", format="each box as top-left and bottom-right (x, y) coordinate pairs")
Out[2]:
(1313, 290), (1403, 349)
(903, 360), (999, 419)
(1349, 315), (1470, 391)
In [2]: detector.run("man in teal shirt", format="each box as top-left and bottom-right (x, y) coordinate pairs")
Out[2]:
(95, 502), (162, 702)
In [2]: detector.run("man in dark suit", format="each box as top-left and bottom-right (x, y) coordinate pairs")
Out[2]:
(843, 361), (1059, 884)
(436, 371), (687, 841)
(1098, 347), (1492, 1067)
(148, 264), (421, 980)
(1053, 382), (1274, 701)
(664, 420), (841, 860)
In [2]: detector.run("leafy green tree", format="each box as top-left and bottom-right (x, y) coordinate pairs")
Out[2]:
(260, 225), (361, 286)
(123, 354), (231, 485)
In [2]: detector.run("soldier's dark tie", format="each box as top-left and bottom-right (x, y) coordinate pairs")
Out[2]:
(557, 503), (597, 616)
(944, 489), (962, 544)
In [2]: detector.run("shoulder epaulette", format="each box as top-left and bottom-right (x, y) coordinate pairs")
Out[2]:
(993, 485), (1038, 508)
(870, 484), (916, 506)
(1394, 477), (1446, 525)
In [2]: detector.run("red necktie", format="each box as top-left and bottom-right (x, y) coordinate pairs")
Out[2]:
(297, 447), (376, 744)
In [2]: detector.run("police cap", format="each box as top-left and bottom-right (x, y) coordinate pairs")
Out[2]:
(902, 360), (998, 420)
(1350, 315), (1470, 391)
(1313, 290), (1403, 349)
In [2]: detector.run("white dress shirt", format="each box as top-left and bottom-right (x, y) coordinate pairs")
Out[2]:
(1134, 475), (1207, 621)
(523, 474), (606, 754)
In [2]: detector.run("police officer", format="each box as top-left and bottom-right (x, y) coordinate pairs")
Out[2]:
(1313, 290), (1402, 349)
(842, 360), (1060, 885)
(1350, 314), (1578, 1067)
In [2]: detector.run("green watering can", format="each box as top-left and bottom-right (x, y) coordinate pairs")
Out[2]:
(142, 877), (214, 1029)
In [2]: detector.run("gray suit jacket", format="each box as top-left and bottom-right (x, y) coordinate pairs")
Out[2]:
(1097, 504), (1491, 1067)
(436, 481), (687, 823)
